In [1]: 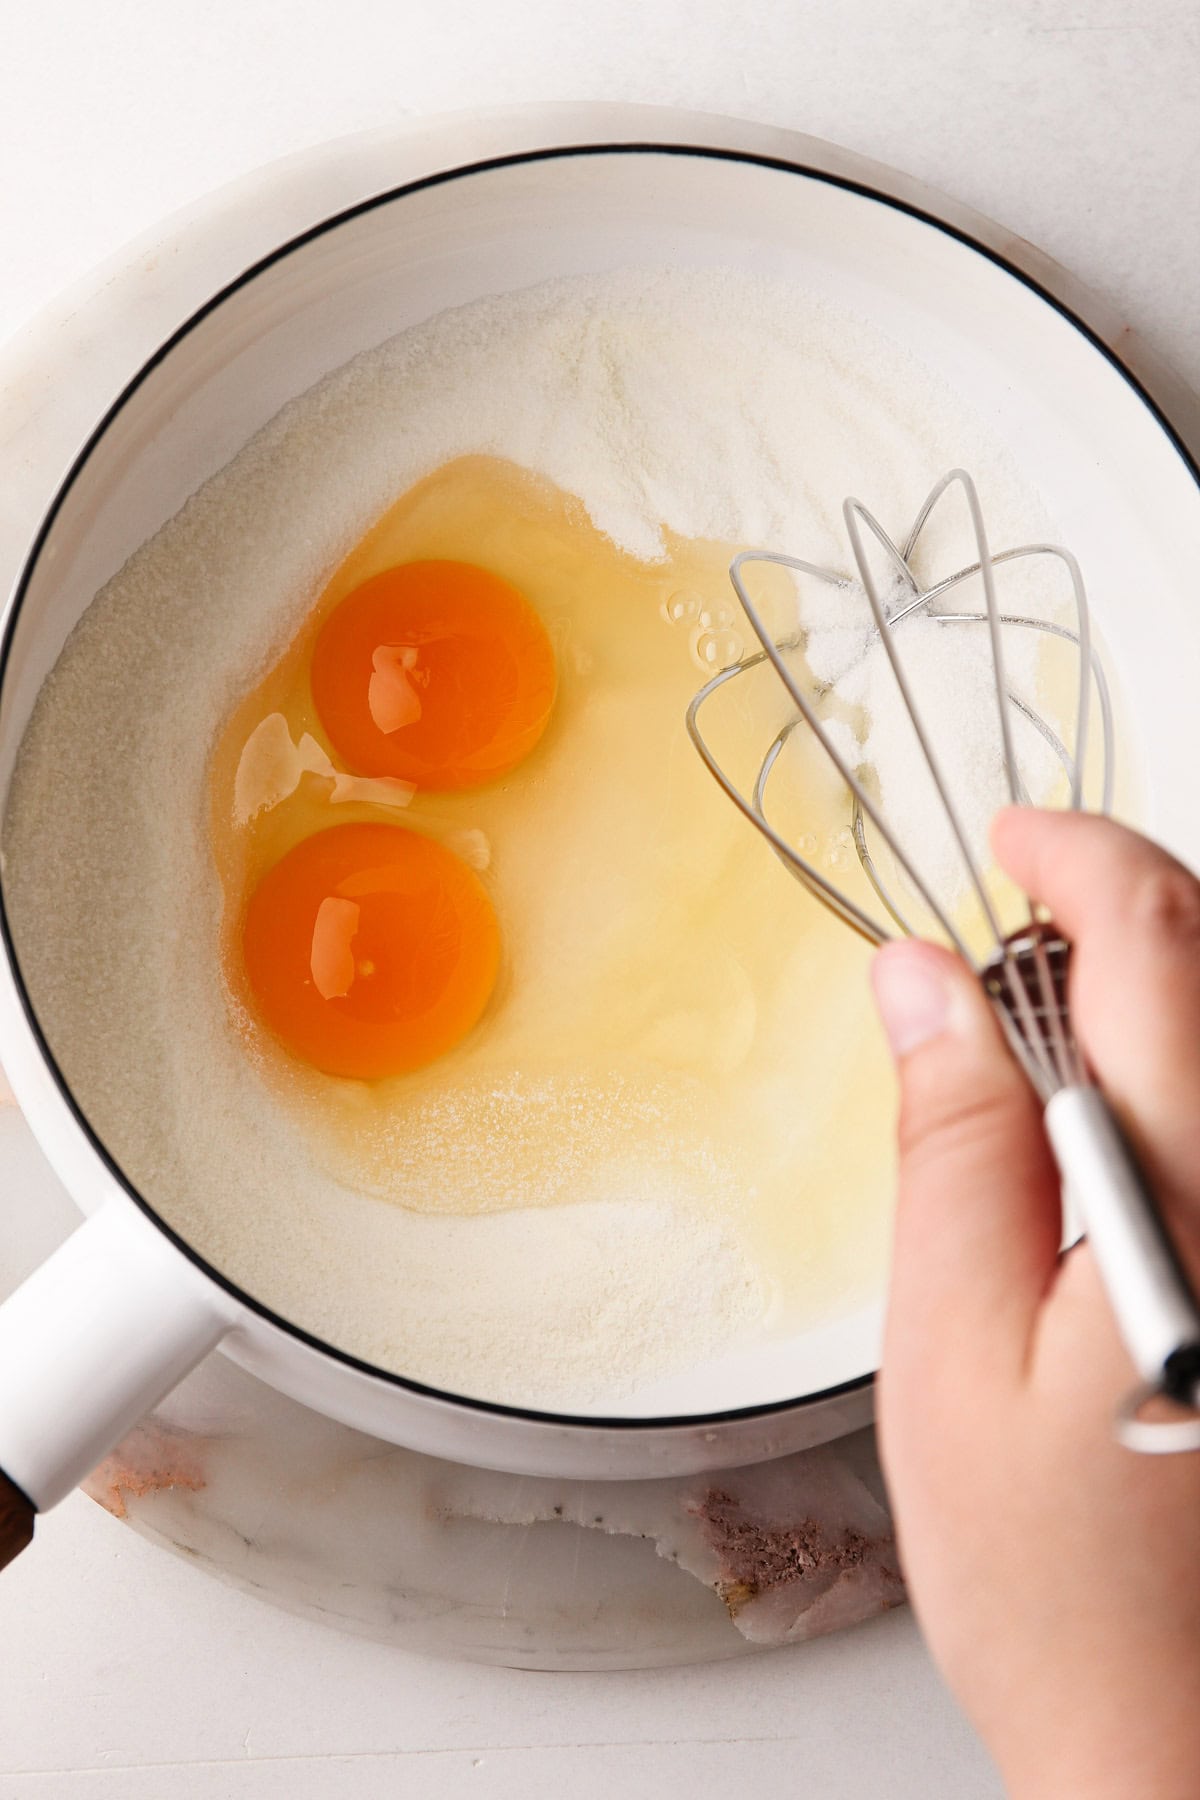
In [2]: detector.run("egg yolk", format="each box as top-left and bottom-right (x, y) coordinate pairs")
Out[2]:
(241, 822), (500, 1080)
(310, 560), (557, 790)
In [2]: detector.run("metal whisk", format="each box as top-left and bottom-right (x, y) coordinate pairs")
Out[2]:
(687, 469), (1200, 1453)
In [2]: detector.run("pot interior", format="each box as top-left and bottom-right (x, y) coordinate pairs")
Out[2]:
(2, 145), (1199, 1422)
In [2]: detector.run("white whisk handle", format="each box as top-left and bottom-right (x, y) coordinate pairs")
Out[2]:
(1046, 1084), (1200, 1408)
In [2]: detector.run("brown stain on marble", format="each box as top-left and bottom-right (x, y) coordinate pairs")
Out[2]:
(694, 1485), (902, 1615)
(84, 1423), (207, 1520)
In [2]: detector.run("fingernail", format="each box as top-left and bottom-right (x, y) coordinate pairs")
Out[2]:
(871, 947), (951, 1058)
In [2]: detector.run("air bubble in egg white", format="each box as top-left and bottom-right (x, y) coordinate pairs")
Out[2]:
(662, 589), (702, 625)
(692, 627), (745, 671)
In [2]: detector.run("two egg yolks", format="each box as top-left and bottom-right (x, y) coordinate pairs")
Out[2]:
(239, 561), (556, 1080)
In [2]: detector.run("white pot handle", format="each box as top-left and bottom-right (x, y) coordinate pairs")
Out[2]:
(0, 1201), (230, 1541)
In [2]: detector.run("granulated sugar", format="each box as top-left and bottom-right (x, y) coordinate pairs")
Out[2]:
(2, 265), (1054, 1409)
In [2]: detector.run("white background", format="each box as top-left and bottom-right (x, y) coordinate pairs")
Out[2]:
(2, 2), (1197, 1795)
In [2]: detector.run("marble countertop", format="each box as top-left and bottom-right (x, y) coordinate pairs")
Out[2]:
(2, 1), (1196, 1794)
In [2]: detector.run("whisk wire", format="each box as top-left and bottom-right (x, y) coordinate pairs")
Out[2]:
(842, 490), (1008, 953)
(1060, 544), (1092, 812)
(945, 469), (1023, 811)
(1004, 942), (1059, 1094)
(1031, 931), (1081, 1088)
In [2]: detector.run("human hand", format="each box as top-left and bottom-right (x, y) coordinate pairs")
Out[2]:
(872, 808), (1200, 1800)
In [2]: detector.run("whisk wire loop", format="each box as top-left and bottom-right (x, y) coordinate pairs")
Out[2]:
(685, 648), (890, 946)
(723, 549), (971, 956)
(894, 553), (1113, 816)
(902, 474), (1093, 800)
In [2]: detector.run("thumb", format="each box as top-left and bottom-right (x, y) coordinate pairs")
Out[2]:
(872, 939), (1062, 1380)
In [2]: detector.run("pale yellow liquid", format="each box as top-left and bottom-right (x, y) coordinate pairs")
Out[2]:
(210, 456), (897, 1327)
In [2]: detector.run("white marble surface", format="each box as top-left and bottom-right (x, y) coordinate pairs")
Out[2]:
(2, 0), (1197, 1794)
(1, 1507), (980, 1798)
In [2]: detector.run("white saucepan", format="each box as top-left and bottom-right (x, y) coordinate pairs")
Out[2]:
(2, 106), (1199, 1569)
